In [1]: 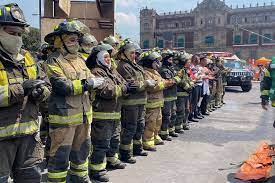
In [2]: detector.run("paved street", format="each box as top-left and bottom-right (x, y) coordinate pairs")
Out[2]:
(108, 83), (275, 183)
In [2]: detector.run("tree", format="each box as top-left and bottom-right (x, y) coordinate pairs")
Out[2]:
(22, 27), (40, 53)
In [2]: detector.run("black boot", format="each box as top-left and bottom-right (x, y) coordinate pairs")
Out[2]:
(175, 129), (184, 134)
(69, 174), (91, 183)
(188, 118), (199, 122)
(159, 134), (172, 141)
(194, 116), (203, 119)
(119, 149), (136, 164)
(143, 146), (157, 152)
(169, 131), (179, 137)
(133, 144), (148, 156)
(91, 174), (109, 182)
(182, 125), (190, 130)
(106, 162), (126, 170)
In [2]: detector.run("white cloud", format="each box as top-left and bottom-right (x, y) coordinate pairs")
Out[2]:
(115, 12), (138, 28)
(116, 0), (137, 7)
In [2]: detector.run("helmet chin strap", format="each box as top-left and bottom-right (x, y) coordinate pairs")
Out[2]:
(60, 35), (73, 54)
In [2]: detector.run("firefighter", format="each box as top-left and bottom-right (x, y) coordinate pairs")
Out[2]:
(117, 39), (153, 163)
(103, 35), (120, 69)
(220, 59), (231, 105)
(159, 49), (181, 141)
(44, 20), (105, 183)
(37, 43), (55, 168)
(261, 57), (275, 110)
(0, 3), (51, 182)
(214, 57), (223, 108)
(139, 50), (171, 151)
(174, 52), (193, 133)
(86, 43), (130, 182)
(79, 33), (98, 60)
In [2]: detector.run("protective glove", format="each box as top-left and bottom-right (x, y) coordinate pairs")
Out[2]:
(145, 79), (157, 87)
(31, 86), (51, 102)
(22, 80), (46, 96)
(126, 82), (138, 94)
(261, 98), (269, 110)
(85, 77), (105, 91)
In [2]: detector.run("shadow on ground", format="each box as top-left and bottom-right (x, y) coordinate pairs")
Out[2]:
(227, 173), (275, 183)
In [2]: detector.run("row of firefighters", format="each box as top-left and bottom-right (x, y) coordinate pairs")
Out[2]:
(1, 3), (266, 183)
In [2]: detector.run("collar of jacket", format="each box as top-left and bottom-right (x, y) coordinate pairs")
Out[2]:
(59, 47), (78, 60)
(0, 46), (25, 66)
(95, 64), (121, 84)
(123, 59), (144, 74)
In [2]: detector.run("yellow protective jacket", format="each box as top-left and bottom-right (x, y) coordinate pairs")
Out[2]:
(144, 68), (165, 109)
(46, 50), (94, 127)
(0, 49), (50, 141)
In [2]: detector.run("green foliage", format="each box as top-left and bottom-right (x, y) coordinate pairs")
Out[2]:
(22, 27), (40, 52)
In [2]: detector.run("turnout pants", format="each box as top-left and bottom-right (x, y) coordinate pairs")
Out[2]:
(89, 120), (121, 178)
(160, 100), (176, 137)
(0, 134), (44, 183)
(175, 96), (189, 130)
(47, 123), (91, 183)
(143, 108), (163, 148)
(120, 105), (145, 158)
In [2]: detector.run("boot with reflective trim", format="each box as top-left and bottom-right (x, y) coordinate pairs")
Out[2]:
(159, 134), (172, 141)
(154, 135), (164, 145)
(106, 154), (126, 170)
(133, 143), (148, 156)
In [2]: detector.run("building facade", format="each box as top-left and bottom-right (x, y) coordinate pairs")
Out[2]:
(42, 0), (114, 42)
(140, 0), (275, 59)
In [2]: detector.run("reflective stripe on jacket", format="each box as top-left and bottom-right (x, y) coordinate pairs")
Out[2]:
(0, 49), (49, 140)
(46, 51), (93, 126)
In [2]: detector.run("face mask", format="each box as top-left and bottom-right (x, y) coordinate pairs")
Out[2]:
(64, 42), (79, 55)
(0, 28), (23, 56)
(97, 51), (111, 69)
(152, 60), (161, 70)
(82, 46), (92, 54)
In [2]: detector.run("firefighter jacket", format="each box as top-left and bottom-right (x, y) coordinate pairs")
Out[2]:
(261, 61), (275, 107)
(159, 65), (181, 102)
(91, 65), (127, 120)
(144, 68), (165, 109)
(117, 59), (147, 106)
(0, 48), (51, 141)
(175, 67), (193, 97)
(46, 50), (94, 127)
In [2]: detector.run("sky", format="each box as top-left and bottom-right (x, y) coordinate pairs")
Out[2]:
(1, 0), (269, 42)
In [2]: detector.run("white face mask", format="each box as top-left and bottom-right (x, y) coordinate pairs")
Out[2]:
(97, 51), (111, 69)
(0, 28), (23, 56)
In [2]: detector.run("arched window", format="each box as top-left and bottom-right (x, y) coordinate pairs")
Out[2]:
(143, 40), (149, 49)
(234, 35), (241, 45)
(144, 23), (150, 30)
(177, 35), (185, 48)
(157, 40), (164, 48)
(249, 33), (258, 44)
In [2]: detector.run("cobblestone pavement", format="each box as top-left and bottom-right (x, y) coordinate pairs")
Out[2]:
(107, 83), (275, 183)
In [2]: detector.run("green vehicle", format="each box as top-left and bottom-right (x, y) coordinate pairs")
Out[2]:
(224, 59), (253, 92)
